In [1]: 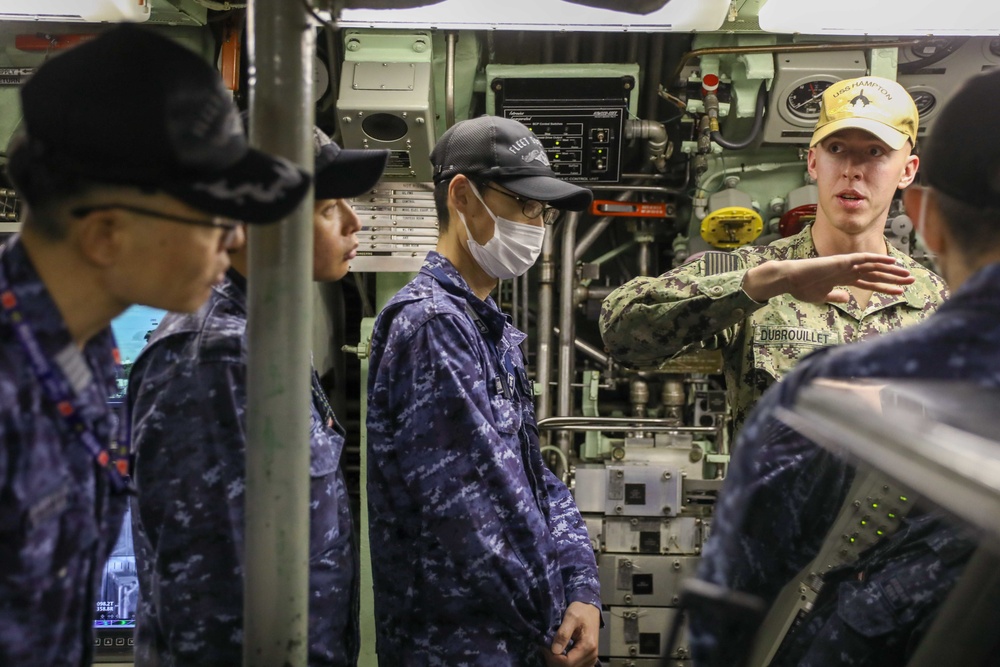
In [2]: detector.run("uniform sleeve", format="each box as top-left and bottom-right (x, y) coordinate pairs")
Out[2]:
(540, 466), (601, 609)
(128, 341), (248, 665)
(689, 358), (853, 664)
(599, 254), (765, 366)
(370, 315), (556, 643)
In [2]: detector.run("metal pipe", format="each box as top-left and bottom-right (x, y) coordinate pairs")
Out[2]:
(445, 31), (457, 128)
(587, 239), (636, 268)
(244, 1), (313, 664)
(588, 183), (685, 195)
(552, 325), (611, 367)
(638, 240), (650, 277)
(667, 38), (923, 87)
(626, 119), (669, 172)
(510, 273), (519, 332)
(645, 34), (665, 120)
(540, 446), (570, 483)
(581, 285), (615, 301)
(535, 224), (557, 424)
(574, 189), (643, 262)
(557, 211), (581, 460)
(537, 416), (718, 433)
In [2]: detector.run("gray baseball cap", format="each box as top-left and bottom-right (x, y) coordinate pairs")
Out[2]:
(430, 115), (592, 211)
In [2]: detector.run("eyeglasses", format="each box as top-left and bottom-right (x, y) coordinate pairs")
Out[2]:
(71, 204), (242, 249)
(482, 182), (560, 225)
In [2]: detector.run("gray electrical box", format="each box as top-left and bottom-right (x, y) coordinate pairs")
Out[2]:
(336, 31), (436, 182)
(762, 51), (866, 144)
(600, 606), (689, 660)
(599, 554), (702, 607)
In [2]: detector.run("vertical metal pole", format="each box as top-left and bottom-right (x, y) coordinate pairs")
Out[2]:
(556, 212), (580, 462)
(244, 2), (314, 666)
(445, 31), (458, 129)
(519, 271), (530, 357)
(536, 226), (557, 426)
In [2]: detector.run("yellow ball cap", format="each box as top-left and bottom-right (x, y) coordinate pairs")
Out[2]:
(809, 76), (919, 150)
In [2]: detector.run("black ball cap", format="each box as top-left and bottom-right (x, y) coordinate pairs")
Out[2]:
(313, 127), (389, 200)
(924, 67), (1000, 209)
(16, 24), (310, 224)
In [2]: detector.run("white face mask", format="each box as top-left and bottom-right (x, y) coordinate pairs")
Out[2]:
(455, 182), (546, 280)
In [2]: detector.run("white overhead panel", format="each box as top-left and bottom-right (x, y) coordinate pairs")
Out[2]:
(336, 0), (729, 32)
(0, 0), (151, 22)
(759, 0), (1000, 36)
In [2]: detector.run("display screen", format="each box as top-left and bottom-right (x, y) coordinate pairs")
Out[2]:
(93, 501), (138, 630)
(94, 305), (164, 659)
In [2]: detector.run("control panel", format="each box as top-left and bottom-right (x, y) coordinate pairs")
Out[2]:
(486, 63), (640, 183)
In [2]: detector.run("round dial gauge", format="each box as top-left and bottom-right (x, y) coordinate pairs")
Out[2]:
(911, 38), (953, 60)
(785, 80), (834, 121)
(990, 37), (1000, 58)
(909, 90), (937, 118)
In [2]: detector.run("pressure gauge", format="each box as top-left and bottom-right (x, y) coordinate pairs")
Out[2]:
(990, 38), (1000, 58)
(785, 80), (834, 121)
(909, 90), (937, 118)
(910, 38), (954, 60)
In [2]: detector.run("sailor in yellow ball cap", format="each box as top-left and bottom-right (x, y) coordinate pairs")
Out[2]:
(600, 75), (947, 443)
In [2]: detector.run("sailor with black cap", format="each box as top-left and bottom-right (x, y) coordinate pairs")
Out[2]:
(366, 115), (602, 666)
(0, 24), (310, 666)
(126, 127), (388, 666)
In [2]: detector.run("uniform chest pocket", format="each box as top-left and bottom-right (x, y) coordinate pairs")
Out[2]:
(752, 325), (840, 382)
(489, 383), (524, 435)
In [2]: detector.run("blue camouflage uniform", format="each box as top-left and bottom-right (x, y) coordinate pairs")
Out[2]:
(366, 251), (601, 666)
(690, 262), (1000, 666)
(0, 236), (128, 666)
(127, 268), (358, 666)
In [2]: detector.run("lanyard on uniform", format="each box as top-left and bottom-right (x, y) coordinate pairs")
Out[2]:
(0, 266), (132, 493)
(426, 266), (529, 400)
(310, 365), (346, 437)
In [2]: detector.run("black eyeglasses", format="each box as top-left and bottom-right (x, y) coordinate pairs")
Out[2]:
(482, 182), (559, 225)
(71, 204), (242, 248)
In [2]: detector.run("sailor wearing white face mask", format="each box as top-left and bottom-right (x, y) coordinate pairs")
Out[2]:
(453, 179), (552, 280)
(366, 116), (603, 667)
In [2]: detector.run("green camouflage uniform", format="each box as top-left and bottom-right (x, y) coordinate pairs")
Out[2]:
(599, 225), (948, 438)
